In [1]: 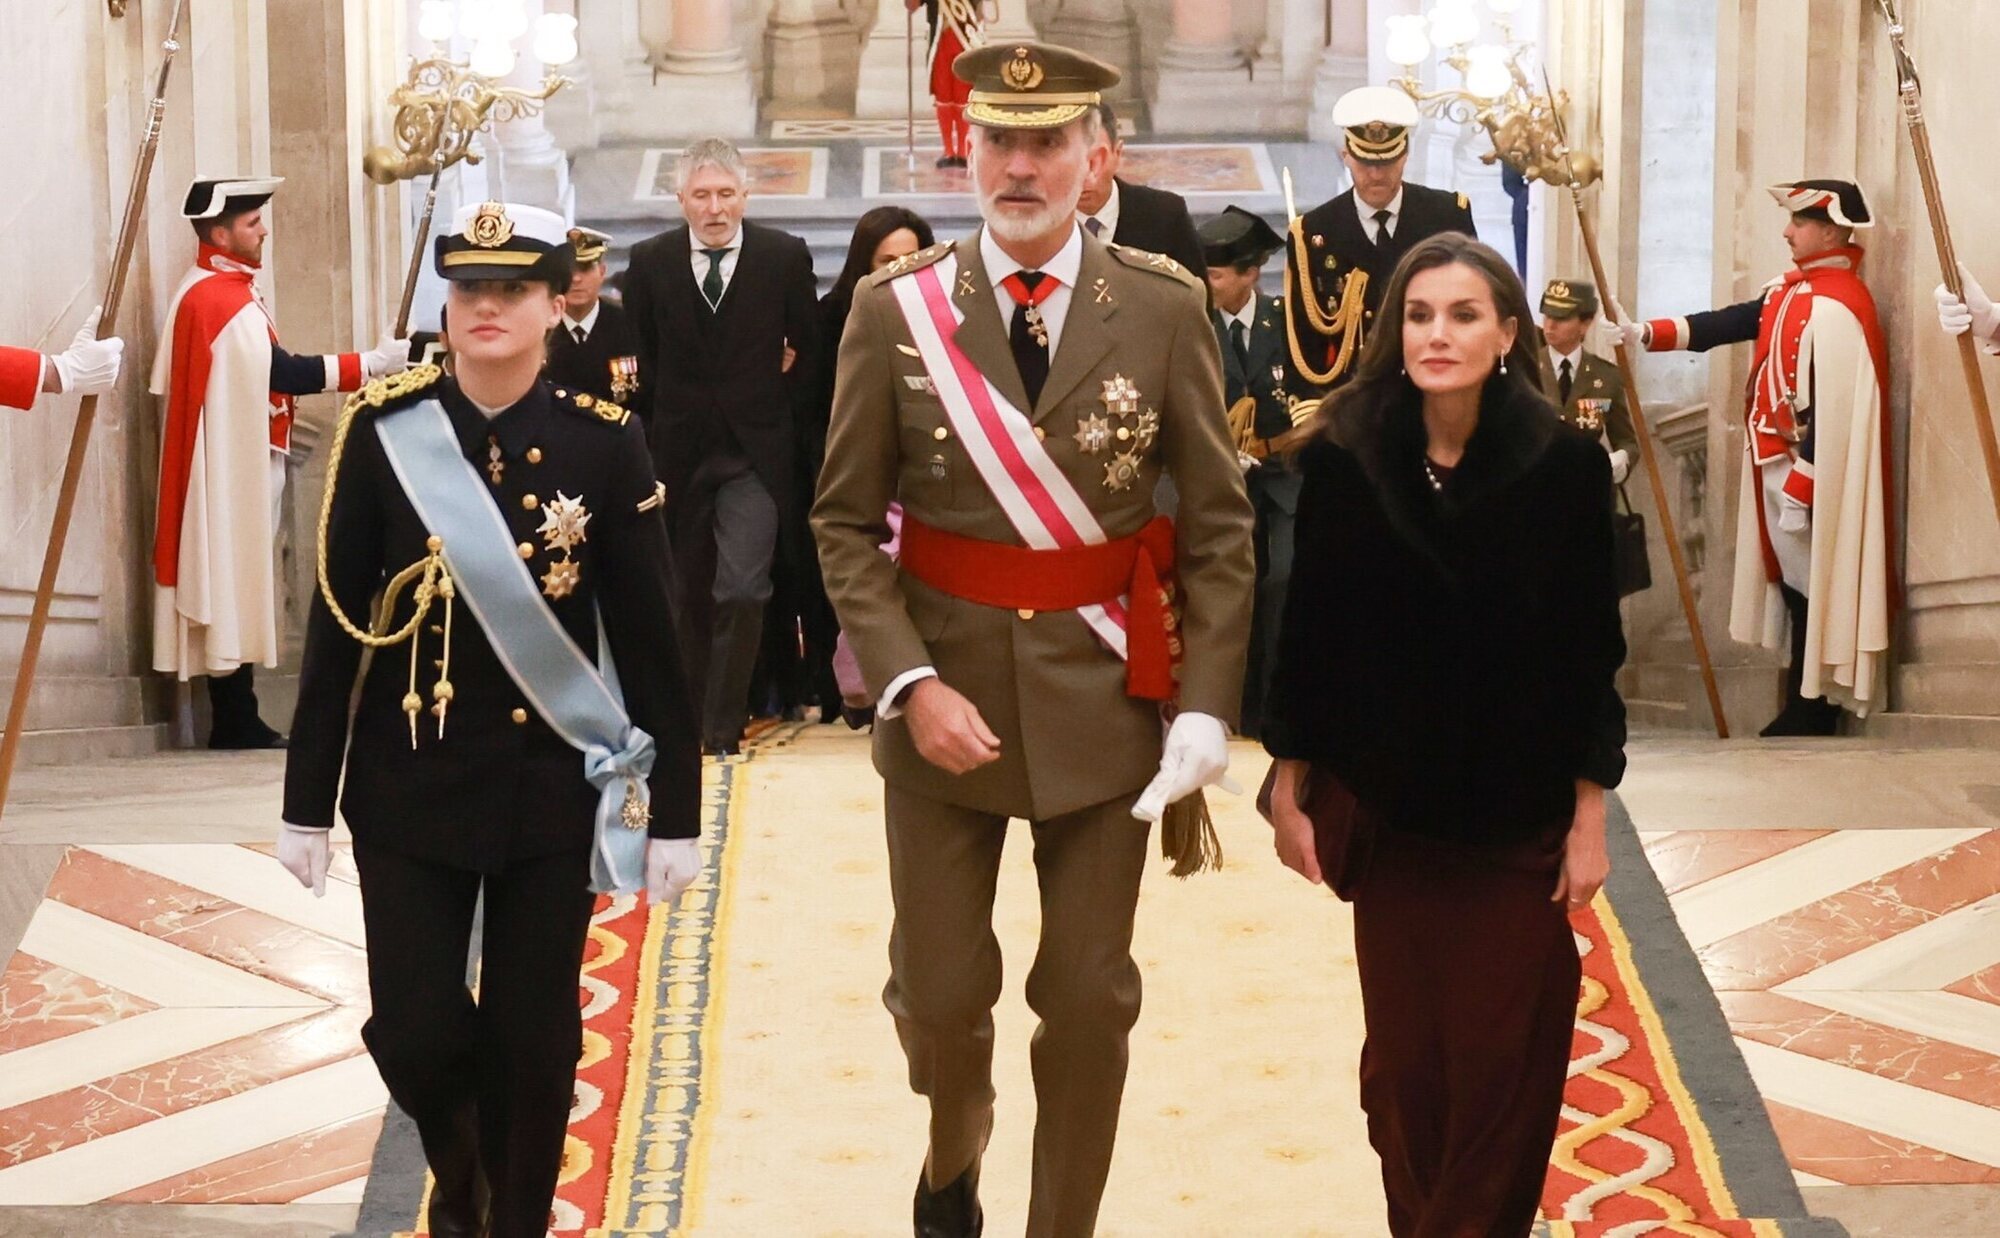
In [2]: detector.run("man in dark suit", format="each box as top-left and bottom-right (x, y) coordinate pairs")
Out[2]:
(1076, 101), (1207, 283)
(624, 138), (819, 754)
(546, 226), (642, 406)
(1282, 86), (1478, 409)
(1200, 207), (1295, 738)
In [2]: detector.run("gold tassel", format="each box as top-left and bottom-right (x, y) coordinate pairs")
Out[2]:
(1160, 790), (1223, 878)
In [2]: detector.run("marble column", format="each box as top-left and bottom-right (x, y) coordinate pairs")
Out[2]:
(1239, 0), (1312, 131)
(644, 0), (758, 136)
(1151, 0), (1248, 133)
(1040, 0), (1138, 106)
(767, 0), (864, 118)
(1309, 0), (1372, 143)
(854, 0), (919, 119)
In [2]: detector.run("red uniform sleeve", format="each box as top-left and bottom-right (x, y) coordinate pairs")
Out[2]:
(0, 345), (44, 409)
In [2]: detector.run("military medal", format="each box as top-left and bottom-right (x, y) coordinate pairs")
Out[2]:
(540, 557), (581, 599)
(486, 435), (505, 484)
(621, 780), (650, 830)
(929, 453), (948, 481)
(609, 356), (639, 402)
(1134, 409), (1159, 451)
(1100, 374), (1141, 418)
(536, 492), (589, 598)
(1024, 304), (1049, 348)
(1073, 413), (1113, 454)
(1103, 450), (1142, 493)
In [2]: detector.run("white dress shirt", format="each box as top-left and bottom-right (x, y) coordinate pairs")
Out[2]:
(1081, 179), (1122, 242)
(1354, 187), (1406, 244)
(563, 300), (602, 341)
(876, 221), (1088, 718)
(1221, 296), (1257, 334)
(1547, 343), (1583, 394)
(689, 227), (744, 301)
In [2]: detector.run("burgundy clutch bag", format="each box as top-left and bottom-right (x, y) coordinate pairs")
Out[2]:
(1256, 762), (1376, 900)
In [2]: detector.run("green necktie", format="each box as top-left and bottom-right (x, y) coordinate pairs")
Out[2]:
(701, 248), (728, 309)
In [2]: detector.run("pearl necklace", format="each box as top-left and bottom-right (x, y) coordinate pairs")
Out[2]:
(1422, 458), (1448, 493)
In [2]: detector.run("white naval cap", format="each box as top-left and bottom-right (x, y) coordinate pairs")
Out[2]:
(1331, 86), (1421, 163)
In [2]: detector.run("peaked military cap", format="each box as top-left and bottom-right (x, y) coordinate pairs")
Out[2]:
(1539, 278), (1599, 320)
(182, 175), (284, 220)
(1769, 179), (1872, 228)
(434, 201), (575, 286)
(954, 41), (1121, 130)
(1198, 206), (1284, 269)
(1332, 86), (1420, 164)
(567, 226), (612, 265)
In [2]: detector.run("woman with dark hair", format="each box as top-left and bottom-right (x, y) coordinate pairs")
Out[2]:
(759, 207), (938, 724)
(1261, 232), (1626, 1236)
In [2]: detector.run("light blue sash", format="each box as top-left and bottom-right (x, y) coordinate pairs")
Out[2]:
(374, 399), (652, 894)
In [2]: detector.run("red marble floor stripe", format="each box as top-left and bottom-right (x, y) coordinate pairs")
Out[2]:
(1694, 830), (2000, 992)
(0, 953), (155, 1054)
(48, 848), (367, 1006)
(1763, 1098), (2000, 1185)
(1720, 990), (2000, 1109)
(1643, 829), (1830, 897)
(107, 1109), (382, 1204)
(1947, 961), (2000, 1009)
(0, 1005), (368, 1167)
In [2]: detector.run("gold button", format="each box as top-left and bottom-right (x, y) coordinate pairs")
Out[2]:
(511, 707), (528, 724)
(522, 494), (539, 510)
(518, 542), (535, 559)
(1017, 608), (1035, 620)
(933, 426), (949, 441)
(1034, 427), (1047, 441)
(526, 447), (543, 463)
(554, 389), (566, 399)
(1116, 426), (1132, 441)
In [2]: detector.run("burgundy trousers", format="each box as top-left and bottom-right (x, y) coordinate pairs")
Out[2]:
(1349, 822), (1580, 1238)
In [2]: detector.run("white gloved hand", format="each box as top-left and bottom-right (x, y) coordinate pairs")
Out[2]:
(1776, 494), (1810, 533)
(645, 837), (701, 908)
(1935, 264), (2000, 346)
(361, 330), (412, 380)
(1602, 294), (1647, 353)
(49, 307), (123, 396)
(1236, 450), (1259, 474)
(1607, 447), (1631, 486)
(1132, 711), (1234, 823)
(277, 822), (331, 897)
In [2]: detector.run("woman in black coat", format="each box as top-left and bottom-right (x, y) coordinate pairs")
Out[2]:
(1262, 232), (1626, 1237)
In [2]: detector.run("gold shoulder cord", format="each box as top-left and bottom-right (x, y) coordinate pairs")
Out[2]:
(1282, 219), (1368, 389)
(314, 364), (459, 749)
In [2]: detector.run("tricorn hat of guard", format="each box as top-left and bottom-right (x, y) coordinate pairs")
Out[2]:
(953, 41), (1120, 130)
(1199, 206), (1285, 269)
(1768, 179), (1872, 228)
(1539, 278), (1599, 320)
(182, 175), (285, 220)
(1332, 86), (1421, 164)
(434, 201), (576, 286)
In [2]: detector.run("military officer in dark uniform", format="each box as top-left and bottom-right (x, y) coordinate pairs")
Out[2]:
(1537, 278), (1637, 483)
(276, 202), (701, 1238)
(1200, 206), (1295, 737)
(545, 225), (643, 406)
(1282, 85), (1478, 409)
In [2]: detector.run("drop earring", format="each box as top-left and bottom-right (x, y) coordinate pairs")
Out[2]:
(1498, 352), (1509, 375)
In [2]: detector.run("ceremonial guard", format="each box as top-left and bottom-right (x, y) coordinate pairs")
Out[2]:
(908, 0), (989, 168)
(0, 315), (123, 409)
(1616, 180), (1892, 734)
(545, 226), (642, 406)
(1283, 87), (1477, 408)
(278, 202), (701, 1238)
(1200, 206), (1296, 736)
(153, 175), (409, 748)
(812, 43), (1253, 1238)
(1537, 279), (1636, 482)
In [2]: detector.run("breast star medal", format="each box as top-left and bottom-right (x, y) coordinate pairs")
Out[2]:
(1074, 413), (1113, 454)
(1133, 409), (1160, 451)
(1100, 374), (1141, 418)
(536, 491), (590, 598)
(540, 558), (581, 600)
(1103, 450), (1142, 493)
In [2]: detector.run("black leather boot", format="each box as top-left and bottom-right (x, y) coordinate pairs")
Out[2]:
(206, 665), (286, 749)
(913, 1164), (983, 1238)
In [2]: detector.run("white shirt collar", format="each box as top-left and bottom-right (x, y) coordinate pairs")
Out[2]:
(1222, 297), (1257, 332)
(1548, 343), (1583, 371)
(981, 222), (1084, 291)
(688, 226), (744, 254)
(1354, 187), (1406, 232)
(565, 300), (603, 334)
(1083, 179), (1122, 238)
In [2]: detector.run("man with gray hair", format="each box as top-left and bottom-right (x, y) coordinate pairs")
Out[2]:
(624, 137), (819, 754)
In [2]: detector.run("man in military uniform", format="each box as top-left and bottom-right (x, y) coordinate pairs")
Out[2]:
(812, 42), (1253, 1238)
(545, 225), (642, 406)
(1282, 86), (1478, 407)
(279, 202), (701, 1238)
(1537, 278), (1636, 482)
(1613, 179), (1892, 735)
(1199, 206), (1293, 737)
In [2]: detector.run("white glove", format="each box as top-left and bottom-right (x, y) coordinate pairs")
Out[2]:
(1602, 294), (1646, 353)
(49, 308), (123, 396)
(1236, 451), (1259, 474)
(361, 330), (412, 380)
(1935, 264), (2000, 347)
(1132, 711), (1234, 823)
(1607, 447), (1631, 486)
(1777, 494), (1810, 533)
(277, 822), (331, 897)
(645, 837), (701, 908)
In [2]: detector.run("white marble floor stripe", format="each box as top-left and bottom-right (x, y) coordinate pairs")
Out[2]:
(1775, 988), (2000, 1058)
(1668, 829), (1984, 949)
(1777, 893), (2000, 993)
(293, 1177), (369, 1204)
(0, 1054), (388, 1205)
(85, 843), (367, 949)
(17, 902), (327, 1010)
(1793, 1169), (1840, 1188)
(0, 1005), (308, 1110)
(1735, 1037), (2000, 1169)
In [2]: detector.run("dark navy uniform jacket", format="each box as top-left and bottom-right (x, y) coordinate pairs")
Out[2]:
(284, 370), (700, 871)
(545, 298), (643, 407)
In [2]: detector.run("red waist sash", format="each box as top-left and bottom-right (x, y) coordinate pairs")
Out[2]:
(897, 513), (1181, 702)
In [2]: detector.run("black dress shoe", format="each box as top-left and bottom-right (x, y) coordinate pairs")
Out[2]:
(914, 1165), (982, 1238)
(1758, 696), (1842, 738)
(207, 725), (287, 750)
(424, 1111), (491, 1238)
(702, 740), (741, 758)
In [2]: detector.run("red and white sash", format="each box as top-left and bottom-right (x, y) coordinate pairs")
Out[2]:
(889, 255), (1132, 659)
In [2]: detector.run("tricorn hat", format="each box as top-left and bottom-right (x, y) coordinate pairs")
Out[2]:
(1540, 278), (1599, 320)
(1768, 179), (1872, 228)
(433, 201), (575, 286)
(182, 175), (284, 220)
(1198, 206), (1284, 269)
(954, 41), (1121, 131)
(1332, 86), (1421, 164)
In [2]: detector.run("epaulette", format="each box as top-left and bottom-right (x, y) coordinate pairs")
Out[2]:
(551, 386), (632, 427)
(868, 240), (957, 286)
(1107, 244), (1203, 289)
(347, 363), (443, 415)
